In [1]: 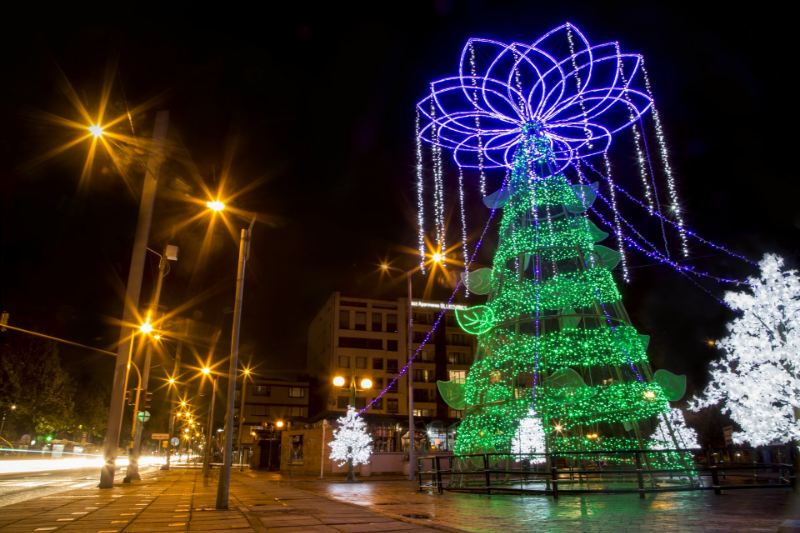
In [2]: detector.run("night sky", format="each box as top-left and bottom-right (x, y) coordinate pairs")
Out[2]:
(0, 3), (794, 402)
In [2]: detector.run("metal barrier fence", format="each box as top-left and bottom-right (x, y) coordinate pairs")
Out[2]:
(417, 446), (796, 499)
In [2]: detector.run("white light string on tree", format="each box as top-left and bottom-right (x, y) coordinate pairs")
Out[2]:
(415, 109), (427, 274)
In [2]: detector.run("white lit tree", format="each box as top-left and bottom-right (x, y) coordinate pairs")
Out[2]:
(650, 408), (699, 450)
(328, 406), (372, 467)
(691, 254), (800, 446)
(511, 409), (546, 461)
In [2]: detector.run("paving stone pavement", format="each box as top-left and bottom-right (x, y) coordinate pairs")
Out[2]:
(254, 472), (800, 533)
(0, 469), (460, 533)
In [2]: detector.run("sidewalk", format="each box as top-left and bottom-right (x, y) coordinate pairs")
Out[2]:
(0, 468), (464, 533)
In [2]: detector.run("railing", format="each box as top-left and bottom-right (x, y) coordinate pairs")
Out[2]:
(417, 446), (796, 499)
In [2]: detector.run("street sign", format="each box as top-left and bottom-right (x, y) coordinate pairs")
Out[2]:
(170, 437), (180, 446)
(151, 433), (169, 440)
(137, 411), (151, 422)
(723, 425), (734, 446)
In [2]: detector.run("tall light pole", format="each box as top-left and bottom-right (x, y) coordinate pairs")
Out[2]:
(237, 369), (251, 471)
(128, 244), (178, 480)
(332, 372), (373, 482)
(216, 211), (256, 510)
(100, 110), (170, 489)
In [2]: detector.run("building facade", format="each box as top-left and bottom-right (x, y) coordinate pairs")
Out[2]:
(306, 292), (475, 453)
(237, 378), (309, 445)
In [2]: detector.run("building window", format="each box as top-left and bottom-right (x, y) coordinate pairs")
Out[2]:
(449, 370), (467, 382)
(445, 314), (457, 327)
(337, 396), (349, 409)
(413, 312), (432, 325)
(356, 356), (367, 369)
(251, 405), (269, 416)
(354, 312), (367, 331)
(355, 397), (367, 409)
(413, 408), (432, 417)
(341, 300), (367, 307)
(288, 387), (305, 398)
(387, 398), (399, 412)
(413, 331), (428, 343)
(414, 369), (433, 383)
(373, 358), (384, 370)
(339, 337), (383, 350)
(339, 310), (350, 329)
(387, 339), (398, 352)
(448, 409), (464, 419)
(338, 356), (350, 368)
(490, 370), (502, 384)
(419, 350), (435, 362)
(371, 397), (383, 410)
(414, 388), (434, 402)
(447, 352), (471, 365)
(288, 406), (306, 417)
(253, 385), (271, 397)
(448, 333), (468, 346)
(386, 359), (399, 374)
(387, 314), (398, 333)
(371, 313), (383, 332)
(374, 377), (384, 390)
(387, 379), (398, 393)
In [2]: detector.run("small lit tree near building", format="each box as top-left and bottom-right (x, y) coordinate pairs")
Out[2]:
(328, 406), (372, 482)
(510, 409), (546, 461)
(692, 254), (800, 447)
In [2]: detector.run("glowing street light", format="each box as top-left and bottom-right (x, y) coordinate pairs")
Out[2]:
(202, 367), (211, 375)
(360, 378), (372, 389)
(431, 252), (442, 264)
(276, 421), (284, 428)
(207, 200), (225, 212)
(139, 321), (153, 334)
(88, 124), (104, 138)
(333, 376), (346, 387)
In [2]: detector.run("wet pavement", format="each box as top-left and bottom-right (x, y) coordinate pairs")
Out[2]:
(260, 472), (800, 533)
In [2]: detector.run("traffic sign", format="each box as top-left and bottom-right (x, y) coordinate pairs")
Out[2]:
(137, 411), (151, 422)
(151, 433), (169, 440)
(170, 437), (180, 446)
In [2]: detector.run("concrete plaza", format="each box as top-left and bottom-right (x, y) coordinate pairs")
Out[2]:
(0, 468), (797, 533)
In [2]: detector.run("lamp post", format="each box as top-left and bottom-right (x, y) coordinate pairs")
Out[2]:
(201, 368), (217, 478)
(216, 210), (257, 510)
(100, 110), (170, 489)
(128, 244), (178, 480)
(332, 371), (372, 482)
(237, 369), (251, 471)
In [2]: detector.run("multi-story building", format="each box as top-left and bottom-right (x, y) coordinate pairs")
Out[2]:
(237, 378), (309, 445)
(306, 292), (476, 453)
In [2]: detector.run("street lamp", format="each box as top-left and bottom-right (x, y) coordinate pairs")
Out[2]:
(216, 209), (258, 510)
(236, 368), (252, 471)
(100, 110), (170, 489)
(332, 371), (372, 482)
(1, 405), (17, 438)
(88, 124), (104, 138)
(207, 200), (225, 212)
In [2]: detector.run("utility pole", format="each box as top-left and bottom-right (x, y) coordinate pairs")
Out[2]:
(100, 111), (169, 489)
(203, 377), (217, 478)
(216, 215), (256, 509)
(407, 272), (415, 481)
(128, 245), (177, 480)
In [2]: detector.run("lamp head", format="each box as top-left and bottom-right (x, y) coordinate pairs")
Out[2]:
(88, 124), (104, 138)
(333, 376), (345, 387)
(360, 378), (372, 389)
(276, 421), (284, 428)
(207, 200), (225, 212)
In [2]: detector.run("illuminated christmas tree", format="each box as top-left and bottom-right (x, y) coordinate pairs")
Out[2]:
(420, 25), (691, 460)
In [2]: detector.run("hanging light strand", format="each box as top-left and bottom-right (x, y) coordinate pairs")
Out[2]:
(458, 166), (469, 296)
(415, 109), (427, 274)
(469, 41), (487, 197)
(641, 60), (689, 257)
(430, 87), (446, 261)
(601, 153), (629, 282)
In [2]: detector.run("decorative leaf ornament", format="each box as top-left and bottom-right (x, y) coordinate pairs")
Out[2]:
(545, 368), (597, 404)
(437, 379), (467, 410)
(460, 268), (494, 295)
(653, 369), (687, 402)
(455, 305), (495, 335)
(482, 184), (516, 209)
(567, 183), (599, 213)
(586, 245), (622, 269)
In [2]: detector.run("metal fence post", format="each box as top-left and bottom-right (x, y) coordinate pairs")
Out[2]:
(635, 451), (645, 499)
(708, 450), (722, 495)
(483, 454), (492, 495)
(550, 454), (559, 499)
(435, 455), (444, 494)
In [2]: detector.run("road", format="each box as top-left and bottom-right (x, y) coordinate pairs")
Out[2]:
(0, 464), (157, 507)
